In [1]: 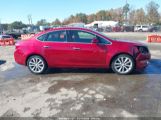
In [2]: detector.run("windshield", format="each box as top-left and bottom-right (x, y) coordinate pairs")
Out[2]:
(94, 31), (115, 40)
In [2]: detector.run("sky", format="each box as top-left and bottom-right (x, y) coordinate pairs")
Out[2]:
(0, 0), (161, 24)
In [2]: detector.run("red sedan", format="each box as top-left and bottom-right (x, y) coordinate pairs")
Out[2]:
(14, 27), (151, 75)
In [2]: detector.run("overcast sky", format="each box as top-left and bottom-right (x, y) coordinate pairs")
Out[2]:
(0, 0), (161, 24)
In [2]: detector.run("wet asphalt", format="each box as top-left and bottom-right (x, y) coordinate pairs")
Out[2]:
(0, 34), (161, 118)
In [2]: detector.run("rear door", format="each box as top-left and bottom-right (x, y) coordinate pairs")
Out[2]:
(67, 30), (108, 67)
(41, 30), (73, 67)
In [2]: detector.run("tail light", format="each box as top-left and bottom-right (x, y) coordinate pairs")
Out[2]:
(15, 42), (21, 49)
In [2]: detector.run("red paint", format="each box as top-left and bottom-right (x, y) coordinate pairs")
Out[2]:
(14, 27), (151, 71)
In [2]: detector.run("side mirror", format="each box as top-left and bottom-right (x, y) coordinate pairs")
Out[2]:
(92, 38), (99, 44)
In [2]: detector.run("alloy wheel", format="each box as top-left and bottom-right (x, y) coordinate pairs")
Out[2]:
(112, 55), (134, 74)
(28, 56), (46, 74)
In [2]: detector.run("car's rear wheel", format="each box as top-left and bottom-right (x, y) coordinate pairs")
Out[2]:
(111, 54), (135, 75)
(27, 55), (47, 74)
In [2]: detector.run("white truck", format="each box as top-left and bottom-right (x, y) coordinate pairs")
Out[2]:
(134, 25), (150, 32)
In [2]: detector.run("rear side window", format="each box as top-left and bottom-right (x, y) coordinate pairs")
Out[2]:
(46, 30), (67, 42)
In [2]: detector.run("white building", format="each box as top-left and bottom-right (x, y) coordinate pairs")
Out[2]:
(85, 21), (119, 28)
(67, 23), (85, 28)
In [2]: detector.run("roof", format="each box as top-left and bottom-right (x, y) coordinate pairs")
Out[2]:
(33, 27), (109, 40)
(36, 27), (92, 36)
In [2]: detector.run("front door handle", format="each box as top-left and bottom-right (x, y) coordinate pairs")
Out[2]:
(73, 47), (80, 50)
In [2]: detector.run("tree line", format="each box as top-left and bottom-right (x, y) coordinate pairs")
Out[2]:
(43, 1), (161, 26)
(1, 1), (161, 31)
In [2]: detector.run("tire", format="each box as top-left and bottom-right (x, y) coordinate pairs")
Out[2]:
(152, 30), (156, 32)
(139, 29), (143, 32)
(111, 54), (135, 75)
(27, 55), (47, 74)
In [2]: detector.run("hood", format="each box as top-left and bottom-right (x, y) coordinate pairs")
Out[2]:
(113, 39), (146, 46)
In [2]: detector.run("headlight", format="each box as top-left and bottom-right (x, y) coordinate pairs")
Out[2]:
(137, 46), (149, 54)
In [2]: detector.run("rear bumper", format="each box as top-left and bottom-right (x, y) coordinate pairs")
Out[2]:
(14, 49), (26, 65)
(135, 53), (151, 70)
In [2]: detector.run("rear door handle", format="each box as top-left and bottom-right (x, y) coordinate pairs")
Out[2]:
(43, 46), (51, 48)
(73, 47), (80, 50)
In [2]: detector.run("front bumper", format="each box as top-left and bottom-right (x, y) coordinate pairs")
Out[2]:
(135, 53), (151, 70)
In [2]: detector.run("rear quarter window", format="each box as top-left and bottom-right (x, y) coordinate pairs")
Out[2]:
(37, 34), (47, 41)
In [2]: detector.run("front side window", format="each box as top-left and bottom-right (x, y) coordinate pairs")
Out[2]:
(69, 30), (96, 43)
(46, 30), (67, 42)
(96, 36), (111, 44)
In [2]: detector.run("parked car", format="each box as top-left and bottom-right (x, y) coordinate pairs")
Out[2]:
(8, 33), (21, 39)
(112, 26), (122, 32)
(104, 27), (112, 32)
(122, 25), (134, 32)
(14, 27), (151, 75)
(0, 35), (14, 40)
(134, 25), (150, 32)
(95, 28), (104, 32)
(149, 26), (160, 32)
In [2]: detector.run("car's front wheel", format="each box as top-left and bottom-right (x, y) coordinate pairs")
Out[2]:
(111, 54), (135, 75)
(27, 55), (47, 74)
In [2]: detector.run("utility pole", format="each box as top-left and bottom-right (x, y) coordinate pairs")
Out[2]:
(123, 0), (129, 25)
(125, 0), (128, 24)
(28, 15), (33, 25)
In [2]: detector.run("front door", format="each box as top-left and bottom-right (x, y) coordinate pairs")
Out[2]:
(67, 30), (107, 67)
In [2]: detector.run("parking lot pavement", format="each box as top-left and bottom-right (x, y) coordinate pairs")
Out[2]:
(0, 34), (161, 117)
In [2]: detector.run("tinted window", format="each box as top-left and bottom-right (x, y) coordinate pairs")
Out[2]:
(46, 31), (67, 42)
(96, 36), (111, 44)
(142, 26), (148, 28)
(37, 34), (47, 41)
(69, 30), (96, 43)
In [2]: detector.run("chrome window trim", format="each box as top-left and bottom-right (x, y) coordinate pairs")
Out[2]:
(36, 28), (112, 45)
(36, 30), (68, 43)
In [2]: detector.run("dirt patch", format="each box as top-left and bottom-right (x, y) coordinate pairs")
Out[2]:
(2, 109), (20, 117)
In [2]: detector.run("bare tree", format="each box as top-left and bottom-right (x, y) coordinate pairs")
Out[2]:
(51, 19), (61, 26)
(123, 3), (130, 24)
(146, 1), (160, 24)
